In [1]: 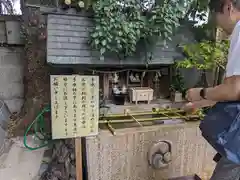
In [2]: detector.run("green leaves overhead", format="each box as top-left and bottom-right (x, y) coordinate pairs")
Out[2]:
(89, 0), (188, 60)
(146, 0), (186, 40)
(177, 40), (229, 70)
(89, 0), (143, 59)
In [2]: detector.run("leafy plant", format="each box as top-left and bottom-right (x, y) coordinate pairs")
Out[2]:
(177, 40), (229, 70)
(90, 0), (144, 59)
(170, 69), (186, 93)
(143, 0), (186, 41)
(89, 0), (187, 60)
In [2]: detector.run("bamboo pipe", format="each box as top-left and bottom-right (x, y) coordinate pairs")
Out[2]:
(156, 111), (172, 119)
(101, 108), (187, 118)
(171, 111), (190, 120)
(99, 115), (200, 124)
(106, 123), (116, 135)
(128, 114), (143, 127)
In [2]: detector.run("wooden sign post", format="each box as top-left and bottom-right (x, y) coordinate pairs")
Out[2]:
(75, 138), (83, 180)
(50, 75), (99, 180)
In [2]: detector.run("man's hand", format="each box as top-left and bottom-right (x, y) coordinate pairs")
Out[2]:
(182, 100), (216, 113)
(185, 88), (203, 101)
(182, 102), (196, 113)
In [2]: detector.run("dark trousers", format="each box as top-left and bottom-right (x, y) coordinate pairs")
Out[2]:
(211, 153), (240, 180)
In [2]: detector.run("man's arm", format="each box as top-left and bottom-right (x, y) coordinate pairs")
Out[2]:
(187, 24), (240, 102)
(182, 100), (216, 112)
(191, 99), (216, 108)
(205, 76), (240, 101)
(204, 22), (240, 101)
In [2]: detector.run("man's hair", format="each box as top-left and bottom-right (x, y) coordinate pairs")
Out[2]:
(209, 0), (240, 12)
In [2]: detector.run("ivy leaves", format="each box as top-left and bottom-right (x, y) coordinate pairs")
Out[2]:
(90, 0), (144, 59)
(90, 0), (187, 60)
(146, 0), (186, 41)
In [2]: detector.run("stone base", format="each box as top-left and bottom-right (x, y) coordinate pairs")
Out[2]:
(85, 122), (216, 180)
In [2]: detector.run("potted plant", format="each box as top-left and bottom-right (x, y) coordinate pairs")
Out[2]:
(170, 70), (186, 102)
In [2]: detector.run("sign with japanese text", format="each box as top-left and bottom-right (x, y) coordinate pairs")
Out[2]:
(50, 75), (99, 139)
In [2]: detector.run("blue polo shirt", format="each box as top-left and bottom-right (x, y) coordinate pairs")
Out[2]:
(200, 101), (240, 164)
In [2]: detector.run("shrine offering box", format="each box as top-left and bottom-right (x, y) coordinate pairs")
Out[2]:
(129, 87), (153, 104)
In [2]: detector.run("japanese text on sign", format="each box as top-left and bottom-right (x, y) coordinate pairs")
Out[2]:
(51, 75), (99, 139)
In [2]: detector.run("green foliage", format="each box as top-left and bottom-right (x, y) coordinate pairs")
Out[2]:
(170, 69), (186, 93)
(89, 0), (186, 59)
(177, 40), (229, 70)
(90, 0), (144, 58)
(144, 0), (186, 40)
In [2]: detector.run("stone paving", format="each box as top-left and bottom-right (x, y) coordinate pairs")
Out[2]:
(0, 136), (45, 180)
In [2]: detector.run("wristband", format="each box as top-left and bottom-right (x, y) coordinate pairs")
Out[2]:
(200, 88), (206, 99)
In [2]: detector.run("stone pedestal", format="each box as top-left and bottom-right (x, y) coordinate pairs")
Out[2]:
(85, 122), (216, 180)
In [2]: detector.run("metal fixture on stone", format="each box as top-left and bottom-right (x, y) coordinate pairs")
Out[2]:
(148, 140), (172, 169)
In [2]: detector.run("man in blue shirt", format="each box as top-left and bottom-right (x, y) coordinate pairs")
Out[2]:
(184, 0), (240, 179)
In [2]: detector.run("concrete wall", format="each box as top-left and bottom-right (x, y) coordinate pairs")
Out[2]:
(0, 16), (24, 113)
(0, 15), (23, 45)
(85, 122), (216, 180)
(0, 47), (24, 113)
